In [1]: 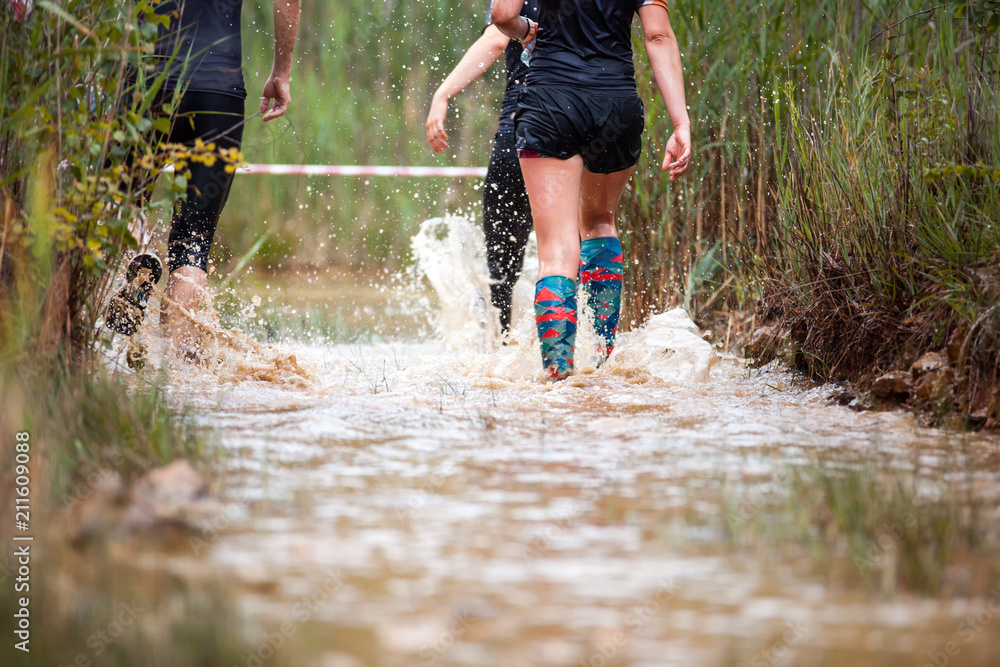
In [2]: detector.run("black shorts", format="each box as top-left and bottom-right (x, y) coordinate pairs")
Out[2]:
(514, 85), (644, 174)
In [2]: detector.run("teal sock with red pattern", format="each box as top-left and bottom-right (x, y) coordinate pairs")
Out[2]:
(534, 276), (577, 380)
(579, 236), (623, 362)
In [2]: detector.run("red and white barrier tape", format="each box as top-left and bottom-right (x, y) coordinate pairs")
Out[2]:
(241, 164), (487, 178)
(160, 163), (486, 177)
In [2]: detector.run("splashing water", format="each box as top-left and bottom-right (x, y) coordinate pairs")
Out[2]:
(409, 214), (717, 382)
(93, 219), (1000, 667)
(611, 308), (718, 383)
(105, 215), (719, 390)
(410, 214), (506, 352)
(103, 265), (317, 389)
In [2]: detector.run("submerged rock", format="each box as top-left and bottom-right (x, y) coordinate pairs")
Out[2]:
(66, 460), (219, 546)
(611, 308), (716, 383)
(872, 371), (913, 398)
(910, 350), (946, 375)
(915, 367), (955, 403)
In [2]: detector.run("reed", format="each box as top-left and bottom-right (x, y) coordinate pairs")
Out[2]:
(621, 0), (904, 326)
(752, 3), (1000, 422)
(0, 1), (212, 509)
(216, 0), (499, 270)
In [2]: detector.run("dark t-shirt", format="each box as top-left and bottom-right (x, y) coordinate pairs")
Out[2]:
(149, 0), (246, 99)
(526, 0), (667, 93)
(486, 1), (540, 133)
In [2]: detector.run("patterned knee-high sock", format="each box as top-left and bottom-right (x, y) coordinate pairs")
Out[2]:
(580, 236), (623, 360)
(534, 275), (577, 380)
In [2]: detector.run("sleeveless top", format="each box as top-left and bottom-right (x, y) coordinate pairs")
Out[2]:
(526, 0), (668, 94)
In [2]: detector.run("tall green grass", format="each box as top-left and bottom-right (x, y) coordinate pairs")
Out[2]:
(221, 1), (998, 336)
(214, 0), (501, 269)
(620, 0), (981, 323)
(0, 0), (212, 510)
(752, 3), (1000, 420)
(223, 0), (852, 281)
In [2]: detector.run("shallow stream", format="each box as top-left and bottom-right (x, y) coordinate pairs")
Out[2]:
(125, 218), (1000, 667)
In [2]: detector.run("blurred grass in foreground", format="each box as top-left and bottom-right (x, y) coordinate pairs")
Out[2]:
(724, 456), (999, 597)
(0, 539), (258, 667)
(1, 8), (227, 663)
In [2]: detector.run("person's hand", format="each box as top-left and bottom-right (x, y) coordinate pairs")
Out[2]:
(260, 73), (291, 122)
(425, 93), (450, 153)
(662, 125), (691, 181)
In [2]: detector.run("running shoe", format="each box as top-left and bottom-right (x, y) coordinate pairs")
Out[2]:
(106, 253), (163, 336)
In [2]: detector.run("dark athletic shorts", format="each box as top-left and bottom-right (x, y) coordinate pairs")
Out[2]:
(514, 85), (644, 174)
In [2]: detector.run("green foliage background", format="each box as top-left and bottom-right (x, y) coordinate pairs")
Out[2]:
(223, 1), (997, 326)
(216, 0), (500, 270)
(0, 4), (998, 659)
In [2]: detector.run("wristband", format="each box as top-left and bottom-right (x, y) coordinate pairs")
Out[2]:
(521, 18), (532, 41)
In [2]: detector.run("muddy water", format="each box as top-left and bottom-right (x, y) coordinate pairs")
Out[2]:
(148, 219), (1000, 667)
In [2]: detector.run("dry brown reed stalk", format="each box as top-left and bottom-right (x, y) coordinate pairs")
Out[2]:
(618, 2), (824, 336)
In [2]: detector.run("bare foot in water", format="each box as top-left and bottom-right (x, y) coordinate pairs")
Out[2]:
(162, 265), (209, 360)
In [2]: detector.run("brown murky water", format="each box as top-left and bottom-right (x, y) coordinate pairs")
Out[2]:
(134, 218), (1000, 667)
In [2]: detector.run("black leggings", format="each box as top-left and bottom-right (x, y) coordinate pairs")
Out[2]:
(483, 131), (533, 333)
(142, 92), (245, 273)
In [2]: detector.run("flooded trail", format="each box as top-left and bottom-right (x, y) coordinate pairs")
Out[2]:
(143, 219), (1000, 667)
